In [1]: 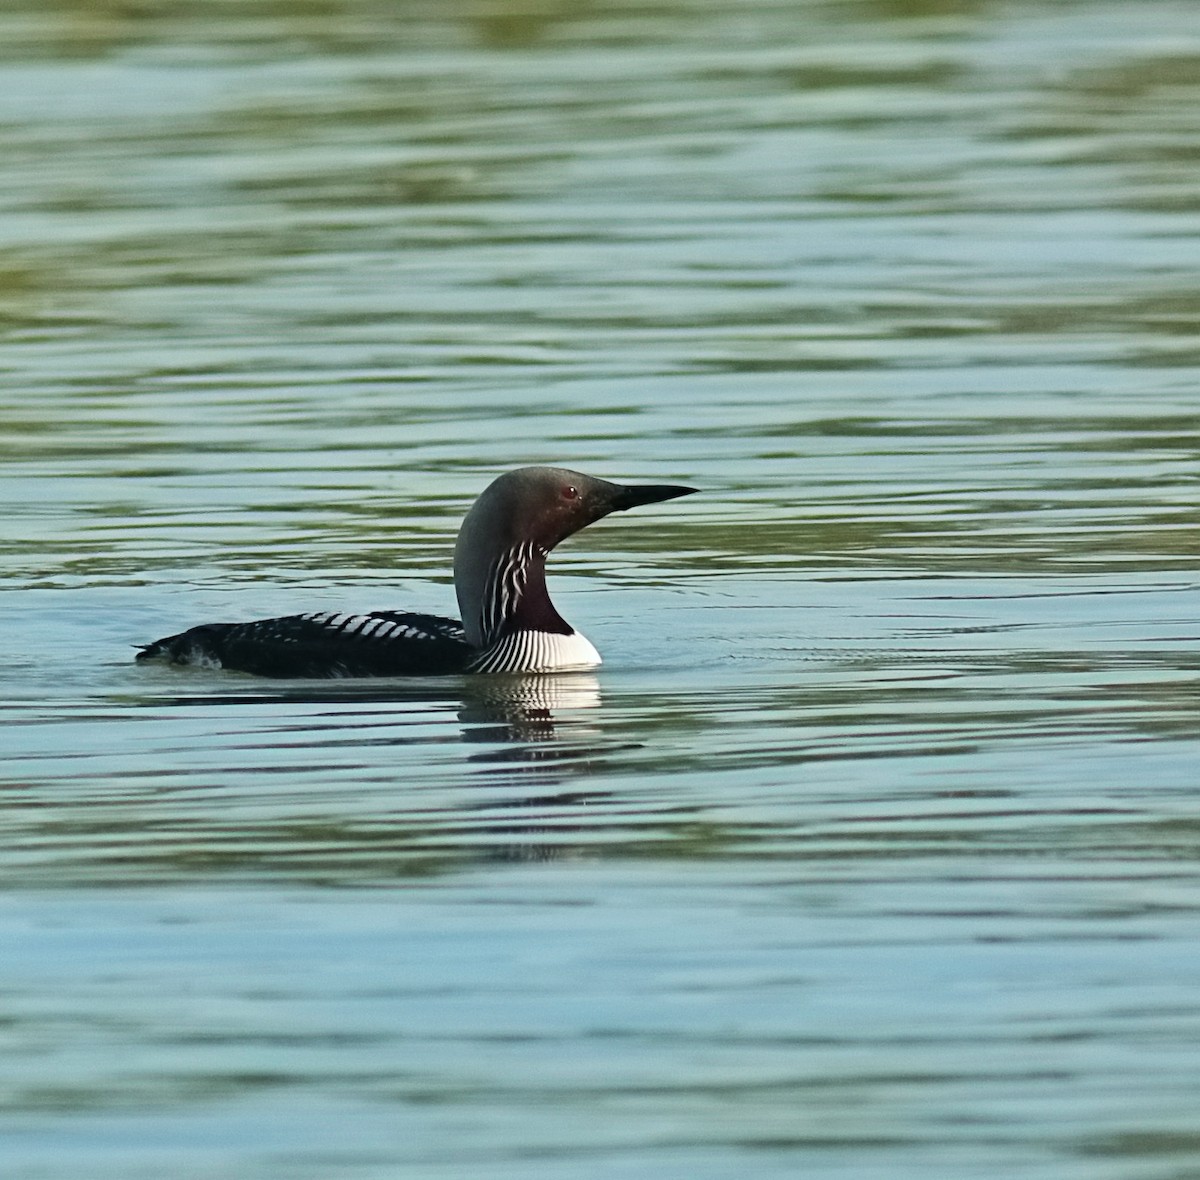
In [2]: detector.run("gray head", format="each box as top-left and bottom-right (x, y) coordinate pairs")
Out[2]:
(453, 466), (697, 649)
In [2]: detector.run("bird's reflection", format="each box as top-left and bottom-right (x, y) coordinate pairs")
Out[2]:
(452, 673), (632, 862)
(142, 669), (626, 777)
(458, 672), (601, 742)
(457, 672), (638, 783)
(137, 670), (634, 866)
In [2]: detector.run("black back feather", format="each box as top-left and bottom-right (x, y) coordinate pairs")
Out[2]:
(136, 610), (472, 678)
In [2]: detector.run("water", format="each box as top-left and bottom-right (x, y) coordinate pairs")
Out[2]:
(3, 1), (1200, 1176)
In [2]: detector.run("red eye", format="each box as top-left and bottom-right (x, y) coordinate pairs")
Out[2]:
(561, 485), (579, 501)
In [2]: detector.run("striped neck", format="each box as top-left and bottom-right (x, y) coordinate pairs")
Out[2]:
(477, 540), (572, 648)
(465, 541), (600, 672)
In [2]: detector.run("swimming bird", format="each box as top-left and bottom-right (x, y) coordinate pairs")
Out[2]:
(136, 466), (697, 677)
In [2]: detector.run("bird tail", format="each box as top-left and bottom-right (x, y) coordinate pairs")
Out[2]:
(134, 625), (235, 667)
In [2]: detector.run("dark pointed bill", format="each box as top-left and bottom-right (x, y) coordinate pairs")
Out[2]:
(609, 483), (699, 512)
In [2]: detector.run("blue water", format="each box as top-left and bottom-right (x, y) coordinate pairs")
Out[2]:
(2, 2), (1200, 1177)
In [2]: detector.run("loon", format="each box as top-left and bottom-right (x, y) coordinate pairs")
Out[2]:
(136, 466), (697, 678)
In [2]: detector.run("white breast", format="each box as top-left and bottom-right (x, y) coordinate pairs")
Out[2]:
(468, 630), (602, 674)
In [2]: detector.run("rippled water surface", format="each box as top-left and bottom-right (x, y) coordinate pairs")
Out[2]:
(3, 1), (1200, 1177)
